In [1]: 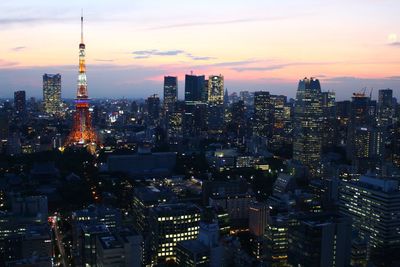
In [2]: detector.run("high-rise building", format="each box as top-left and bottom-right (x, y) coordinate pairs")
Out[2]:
(149, 203), (201, 264)
(146, 94), (160, 126)
(14, 90), (26, 116)
(43, 73), (62, 115)
(346, 92), (385, 172)
(168, 101), (185, 142)
(0, 112), (8, 141)
(378, 89), (394, 127)
(393, 122), (400, 168)
(270, 95), (288, 150)
(264, 215), (289, 266)
(207, 75), (225, 133)
(351, 126), (384, 173)
(287, 213), (351, 267)
(293, 77), (323, 177)
(65, 15), (98, 149)
(163, 76), (178, 114)
(253, 91), (272, 138)
(321, 91), (336, 149)
(249, 201), (268, 237)
(207, 75), (224, 104)
(339, 175), (400, 265)
(185, 74), (205, 102)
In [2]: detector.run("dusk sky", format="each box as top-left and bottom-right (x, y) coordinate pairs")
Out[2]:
(0, 0), (399, 100)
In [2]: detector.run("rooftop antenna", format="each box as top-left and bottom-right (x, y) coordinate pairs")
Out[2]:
(81, 9), (84, 43)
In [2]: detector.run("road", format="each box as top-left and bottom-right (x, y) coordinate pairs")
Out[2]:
(52, 216), (69, 267)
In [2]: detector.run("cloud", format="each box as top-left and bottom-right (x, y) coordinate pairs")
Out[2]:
(94, 59), (114, 62)
(0, 59), (18, 68)
(132, 49), (214, 61)
(233, 65), (287, 72)
(186, 54), (215, 61)
(147, 15), (303, 30)
(231, 62), (331, 72)
(11, 46), (26, 52)
(389, 42), (400, 46)
(132, 49), (185, 59)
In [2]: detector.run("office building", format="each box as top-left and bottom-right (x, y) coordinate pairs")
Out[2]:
(146, 94), (160, 126)
(253, 91), (272, 138)
(14, 91), (26, 116)
(42, 73), (62, 115)
(149, 203), (201, 264)
(96, 229), (142, 267)
(248, 201), (268, 237)
(163, 76), (178, 114)
(207, 75), (225, 133)
(378, 89), (393, 127)
(270, 95), (288, 149)
(293, 77), (323, 177)
(339, 175), (400, 265)
(321, 91), (336, 149)
(185, 74), (205, 102)
(287, 213), (351, 267)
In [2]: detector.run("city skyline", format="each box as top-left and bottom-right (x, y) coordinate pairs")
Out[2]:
(1, 0), (400, 100)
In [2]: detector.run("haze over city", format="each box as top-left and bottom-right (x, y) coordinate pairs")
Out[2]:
(1, 0), (400, 99)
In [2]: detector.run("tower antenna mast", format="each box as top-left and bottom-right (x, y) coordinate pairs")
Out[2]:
(81, 9), (84, 43)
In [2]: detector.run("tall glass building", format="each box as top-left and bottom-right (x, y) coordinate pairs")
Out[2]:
(293, 77), (323, 177)
(207, 75), (225, 133)
(163, 76), (178, 114)
(43, 73), (62, 115)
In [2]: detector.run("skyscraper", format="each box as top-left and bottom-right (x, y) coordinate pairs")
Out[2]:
(146, 94), (160, 126)
(253, 91), (272, 138)
(43, 73), (62, 115)
(287, 213), (351, 267)
(339, 175), (400, 265)
(13, 90), (26, 116)
(321, 91), (336, 149)
(185, 74), (205, 103)
(149, 203), (201, 264)
(65, 15), (98, 149)
(377, 89), (393, 127)
(184, 74), (207, 136)
(163, 76), (178, 114)
(270, 94), (288, 150)
(293, 78), (323, 177)
(207, 75), (225, 133)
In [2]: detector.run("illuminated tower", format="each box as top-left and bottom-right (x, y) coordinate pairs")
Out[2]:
(65, 14), (98, 148)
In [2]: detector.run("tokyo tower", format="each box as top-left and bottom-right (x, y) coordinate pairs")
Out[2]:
(65, 14), (99, 149)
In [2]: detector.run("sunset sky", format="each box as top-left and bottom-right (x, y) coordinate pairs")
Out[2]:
(0, 0), (399, 99)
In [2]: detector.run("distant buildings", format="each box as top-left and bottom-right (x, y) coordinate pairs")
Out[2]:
(185, 74), (206, 103)
(163, 76), (178, 114)
(377, 89), (394, 127)
(13, 90), (26, 116)
(207, 75), (225, 133)
(146, 94), (161, 126)
(42, 73), (62, 115)
(253, 91), (272, 138)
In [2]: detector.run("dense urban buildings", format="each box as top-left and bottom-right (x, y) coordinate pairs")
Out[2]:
(1, 7), (400, 267)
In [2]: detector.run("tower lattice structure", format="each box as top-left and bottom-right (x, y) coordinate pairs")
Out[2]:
(65, 15), (98, 147)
